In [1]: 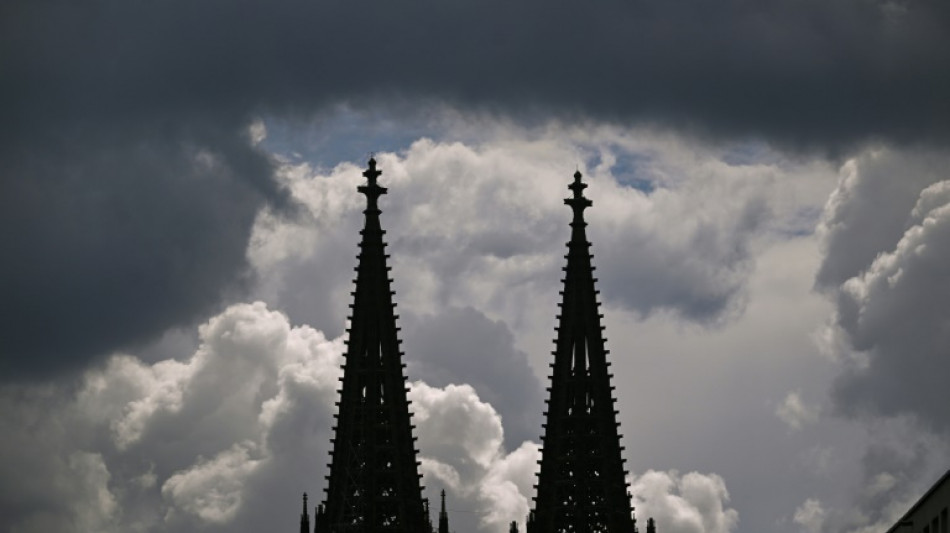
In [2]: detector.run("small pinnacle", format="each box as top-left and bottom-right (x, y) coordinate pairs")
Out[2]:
(565, 170), (592, 215)
(358, 157), (387, 203)
(363, 157), (382, 184)
(570, 170), (587, 197)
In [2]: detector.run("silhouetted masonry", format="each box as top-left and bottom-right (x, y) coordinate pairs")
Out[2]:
(299, 162), (658, 533)
(528, 171), (656, 533)
(310, 158), (429, 533)
(886, 469), (950, 533)
(439, 490), (450, 533)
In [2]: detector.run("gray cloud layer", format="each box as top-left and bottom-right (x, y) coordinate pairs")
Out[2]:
(4, 0), (949, 378)
(806, 148), (950, 533)
(402, 307), (544, 449)
(816, 148), (950, 433)
(5, 0), (950, 148)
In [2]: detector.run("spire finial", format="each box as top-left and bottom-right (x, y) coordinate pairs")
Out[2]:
(303, 492), (308, 511)
(363, 156), (382, 185)
(440, 489), (446, 513)
(565, 170), (592, 221)
(358, 156), (387, 208)
(570, 170), (586, 197)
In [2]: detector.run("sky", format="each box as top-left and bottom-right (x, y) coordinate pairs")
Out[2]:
(2, 1), (950, 532)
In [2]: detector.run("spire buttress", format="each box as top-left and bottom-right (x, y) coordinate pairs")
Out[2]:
(529, 171), (637, 533)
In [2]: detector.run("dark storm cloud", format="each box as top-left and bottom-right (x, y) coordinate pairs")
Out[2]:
(0, 118), (280, 379)
(6, 0), (950, 148)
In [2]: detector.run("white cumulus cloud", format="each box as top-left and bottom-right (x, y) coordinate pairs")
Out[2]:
(162, 441), (265, 524)
(631, 470), (739, 533)
(410, 381), (540, 533)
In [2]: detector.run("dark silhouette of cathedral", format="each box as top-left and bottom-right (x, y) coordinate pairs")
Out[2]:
(299, 159), (657, 533)
(528, 171), (638, 533)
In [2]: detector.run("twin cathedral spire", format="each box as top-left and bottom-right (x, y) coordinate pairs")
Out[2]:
(299, 158), (655, 533)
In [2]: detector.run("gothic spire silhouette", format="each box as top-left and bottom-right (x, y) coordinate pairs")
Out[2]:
(317, 158), (428, 533)
(529, 171), (638, 533)
(438, 490), (450, 533)
(301, 493), (311, 533)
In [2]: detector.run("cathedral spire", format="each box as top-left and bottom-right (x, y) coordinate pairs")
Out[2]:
(529, 171), (637, 533)
(317, 157), (427, 533)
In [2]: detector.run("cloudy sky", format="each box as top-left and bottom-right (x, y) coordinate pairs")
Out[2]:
(3, 1), (950, 532)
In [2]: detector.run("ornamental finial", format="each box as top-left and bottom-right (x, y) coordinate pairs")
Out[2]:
(363, 157), (382, 185)
(565, 170), (592, 218)
(358, 156), (387, 205)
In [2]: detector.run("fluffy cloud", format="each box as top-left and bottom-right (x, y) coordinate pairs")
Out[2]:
(0, 302), (342, 532)
(589, 151), (772, 323)
(162, 441), (264, 524)
(251, 129), (825, 337)
(0, 301), (553, 533)
(815, 148), (950, 290)
(631, 470), (740, 533)
(410, 381), (540, 533)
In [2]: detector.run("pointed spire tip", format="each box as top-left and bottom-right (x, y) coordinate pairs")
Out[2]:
(363, 156), (382, 181)
(358, 155), (386, 202)
(565, 170), (592, 214)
